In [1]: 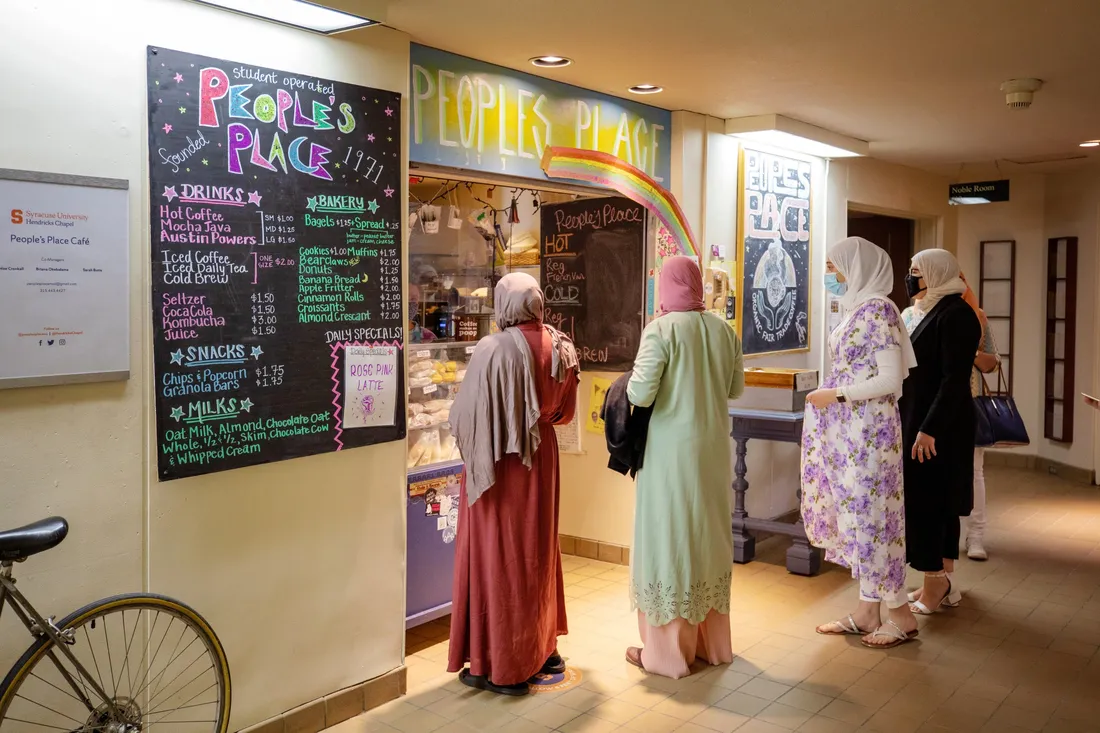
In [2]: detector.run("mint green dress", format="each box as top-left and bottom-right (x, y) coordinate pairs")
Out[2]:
(627, 311), (745, 626)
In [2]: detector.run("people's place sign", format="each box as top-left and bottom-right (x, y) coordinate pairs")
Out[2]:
(410, 44), (672, 184)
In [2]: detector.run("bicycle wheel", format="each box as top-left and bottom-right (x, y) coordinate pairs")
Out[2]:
(0, 594), (230, 733)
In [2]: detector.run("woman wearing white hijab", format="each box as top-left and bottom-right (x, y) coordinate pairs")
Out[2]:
(801, 237), (919, 648)
(898, 249), (981, 615)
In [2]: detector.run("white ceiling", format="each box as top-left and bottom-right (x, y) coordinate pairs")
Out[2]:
(376, 0), (1100, 173)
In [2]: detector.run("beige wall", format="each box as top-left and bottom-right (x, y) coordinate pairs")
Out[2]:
(828, 157), (958, 255)
(0, 2), (411, 729)
(955, 174), (1047, 460)
(957, 170), (1098, 473)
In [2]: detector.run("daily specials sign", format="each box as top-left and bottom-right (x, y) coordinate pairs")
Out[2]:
(410, 44), (672, 185)
(737, 147), (812, 356)
(147, 47), (404, 480)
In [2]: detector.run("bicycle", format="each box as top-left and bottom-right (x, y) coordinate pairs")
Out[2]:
(0, 518), (231, 733)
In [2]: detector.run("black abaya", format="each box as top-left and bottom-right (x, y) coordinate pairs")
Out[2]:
(899, 294), (982, 572)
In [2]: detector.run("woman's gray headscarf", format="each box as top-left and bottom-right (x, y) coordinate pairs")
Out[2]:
(451, 273), (578, 505)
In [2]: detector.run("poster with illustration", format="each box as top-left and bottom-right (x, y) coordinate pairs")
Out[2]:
(737, 147), (811, 356)
(586, 377), (613, 434)
(344, 344), (398, 428)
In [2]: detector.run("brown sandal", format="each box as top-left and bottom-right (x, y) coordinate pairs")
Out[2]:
(625, 647), (644, 670)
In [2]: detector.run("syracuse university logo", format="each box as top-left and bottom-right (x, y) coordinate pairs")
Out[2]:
(10, 209), (24, 224)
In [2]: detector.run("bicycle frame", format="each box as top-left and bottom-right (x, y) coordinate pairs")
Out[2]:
(0, 561), (121, 719)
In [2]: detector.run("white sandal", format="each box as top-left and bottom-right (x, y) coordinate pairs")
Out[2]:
(910, 573), (958, 615)
(861, 620), (918, 649)
(907, 572), (961, 607)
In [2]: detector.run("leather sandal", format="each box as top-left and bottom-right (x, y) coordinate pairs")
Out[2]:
(816, 614), (870, 636)
(861, 620), (918, 649)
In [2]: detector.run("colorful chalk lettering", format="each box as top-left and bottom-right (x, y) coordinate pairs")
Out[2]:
(148, 47), (405, 481)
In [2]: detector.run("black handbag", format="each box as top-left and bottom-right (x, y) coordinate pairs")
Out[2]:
(974, 363), (1029, 448)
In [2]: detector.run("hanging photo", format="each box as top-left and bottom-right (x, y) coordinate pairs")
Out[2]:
(420, 204), (441, 234)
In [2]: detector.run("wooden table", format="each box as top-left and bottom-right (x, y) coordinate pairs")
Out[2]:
(729, 407), (822, 576)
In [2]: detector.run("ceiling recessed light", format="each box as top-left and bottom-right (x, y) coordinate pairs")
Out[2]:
(530, 56), (572, 68)
(628, 84), (663, 95)
(1080, 141), (1100, 148)
(187, 0), (377, 34)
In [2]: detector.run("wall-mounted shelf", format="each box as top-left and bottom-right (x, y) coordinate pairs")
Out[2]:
(978, 240), (1016, 394)
(1044, 237), (1077, 443)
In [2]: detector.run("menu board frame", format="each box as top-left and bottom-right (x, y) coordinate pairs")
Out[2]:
(735, 146), (812, 357)
(147, 47), (405, 481)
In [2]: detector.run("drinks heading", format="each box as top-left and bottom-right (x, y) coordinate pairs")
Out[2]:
(410, 44), (672, 184)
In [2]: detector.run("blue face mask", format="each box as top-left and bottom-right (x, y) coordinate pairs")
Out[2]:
(824, 272), (847, 297)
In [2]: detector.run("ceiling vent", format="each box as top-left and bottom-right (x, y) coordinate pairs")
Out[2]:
(1000, 78), (1043, 109)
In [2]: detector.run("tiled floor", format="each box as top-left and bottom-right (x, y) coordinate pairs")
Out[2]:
(345, 465), (1100, 733)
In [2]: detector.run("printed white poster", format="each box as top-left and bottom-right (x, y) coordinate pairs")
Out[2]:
(555, 410), (582, 454)
(0, 174), (130, 388)
(343, 344), (398, 429)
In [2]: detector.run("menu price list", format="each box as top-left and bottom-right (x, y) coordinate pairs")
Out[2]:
(148, 47), (405, 480)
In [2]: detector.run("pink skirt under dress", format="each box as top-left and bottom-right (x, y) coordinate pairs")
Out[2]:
(636, 609), (733, 679)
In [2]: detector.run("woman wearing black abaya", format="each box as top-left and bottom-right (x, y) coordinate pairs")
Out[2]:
(899, 249), (981, 615)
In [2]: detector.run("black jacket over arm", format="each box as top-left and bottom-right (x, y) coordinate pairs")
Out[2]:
(602, 372), (653, 479)
(899, 293), (982, 516)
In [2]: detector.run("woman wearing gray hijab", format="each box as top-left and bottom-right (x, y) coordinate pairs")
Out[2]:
(446, 273), (580, 696)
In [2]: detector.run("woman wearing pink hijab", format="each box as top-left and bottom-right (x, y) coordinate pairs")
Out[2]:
(625, 256), (745, 678)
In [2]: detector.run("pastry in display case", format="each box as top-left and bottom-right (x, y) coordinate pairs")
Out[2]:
(406, 343), (471, 468)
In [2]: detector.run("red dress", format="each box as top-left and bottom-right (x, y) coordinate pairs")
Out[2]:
(447, 322), (579, 685)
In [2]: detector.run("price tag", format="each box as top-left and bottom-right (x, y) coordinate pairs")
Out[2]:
(795, 371), (818, 392)
(465, 346), (476, 355)
(423, 384), (438, 395)
(416, 350), (430, 359)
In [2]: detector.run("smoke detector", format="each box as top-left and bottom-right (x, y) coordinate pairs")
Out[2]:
(1000, 78), (1043, 109)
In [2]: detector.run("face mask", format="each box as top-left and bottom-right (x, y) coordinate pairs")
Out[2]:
(905, 274), (926, 299)
(824, 273), (847, 297)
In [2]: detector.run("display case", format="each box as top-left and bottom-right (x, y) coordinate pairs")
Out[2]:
(406, 343), (470, 469)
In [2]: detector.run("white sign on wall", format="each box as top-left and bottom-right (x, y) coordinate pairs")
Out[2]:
(0, 170), (130, 388)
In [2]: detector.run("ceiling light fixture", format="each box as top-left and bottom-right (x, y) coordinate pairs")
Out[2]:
(187, 0), (377, 34)
(725, 114), (869, 158)
(530, 56), (572, 68)
(628, 84), (663, 95)
(1080, 141), (1100, 148)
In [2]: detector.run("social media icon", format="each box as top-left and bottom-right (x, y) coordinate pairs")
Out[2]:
(47, 340), (54, 346)
(59, 338), (66, 346)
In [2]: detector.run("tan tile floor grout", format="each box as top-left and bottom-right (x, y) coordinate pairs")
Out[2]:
(337, 467), (1100, 733)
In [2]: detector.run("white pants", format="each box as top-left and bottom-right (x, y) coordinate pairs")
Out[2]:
(966, 448), (986, 539)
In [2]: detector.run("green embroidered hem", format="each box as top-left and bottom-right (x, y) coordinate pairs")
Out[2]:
(630, 570), (732, 626)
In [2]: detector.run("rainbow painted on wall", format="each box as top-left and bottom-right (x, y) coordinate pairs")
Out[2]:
(540, 147), (698, 258)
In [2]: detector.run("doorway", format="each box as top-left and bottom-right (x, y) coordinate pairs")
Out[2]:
(847, 210), (915, 313)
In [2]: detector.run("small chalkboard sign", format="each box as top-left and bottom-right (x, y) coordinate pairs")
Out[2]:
(540, 198), (645, 371)
(147, 47), (404, 480)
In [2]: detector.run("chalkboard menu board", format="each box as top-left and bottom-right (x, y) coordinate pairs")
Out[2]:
(540, 198), (645, 371)
(738, 147), (812, 356)
(147, 47), (404, 480)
